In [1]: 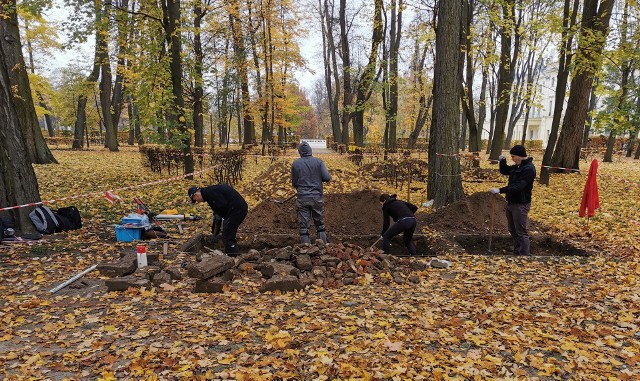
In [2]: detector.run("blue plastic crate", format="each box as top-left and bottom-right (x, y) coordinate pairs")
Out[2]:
(115, 225), (143, 242)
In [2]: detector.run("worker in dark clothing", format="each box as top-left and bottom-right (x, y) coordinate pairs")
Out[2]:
(489, 144), (536, 256)
(188, 184), (248, 256)
(380, 193), (418, 256)
(291, 141), (331, 244)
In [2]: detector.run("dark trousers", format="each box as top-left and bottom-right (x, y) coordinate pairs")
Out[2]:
(296, 198), (327, 243)
(382, 217), (417, 256)
(506, 202), (531, 255)
(221, 207), (247, 255)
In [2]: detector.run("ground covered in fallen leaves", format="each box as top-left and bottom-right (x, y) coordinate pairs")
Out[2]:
(0, 146), (639, 380)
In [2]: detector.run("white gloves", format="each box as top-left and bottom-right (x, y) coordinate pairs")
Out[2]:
(489, 188), (500, 194)
(498, 155), (506, 161)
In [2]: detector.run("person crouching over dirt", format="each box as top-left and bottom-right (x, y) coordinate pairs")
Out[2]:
(291, 141), (331, 244)
(379, 193), (418, 256)
(489, 144), (536, 256)
(188, 185), (248, 256)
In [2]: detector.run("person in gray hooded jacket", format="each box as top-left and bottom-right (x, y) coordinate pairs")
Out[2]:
(291, 141), (331, 243)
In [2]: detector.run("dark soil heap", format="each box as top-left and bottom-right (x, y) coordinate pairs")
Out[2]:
(241, 189), (385, 237)
(422, 192), (508, 234)
(242, 190), (510, 239)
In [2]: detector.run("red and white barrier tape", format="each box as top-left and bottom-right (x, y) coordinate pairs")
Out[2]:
(0, 165), (220, 212)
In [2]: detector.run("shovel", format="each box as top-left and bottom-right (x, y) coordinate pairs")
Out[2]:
(271, 194), (296, 204)
(369, 235), (383, 250)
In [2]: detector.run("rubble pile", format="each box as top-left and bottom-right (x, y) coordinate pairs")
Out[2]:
(97, 252), (183, 292)
(98, 238), (448, 293)
(187, 239), (444, 293)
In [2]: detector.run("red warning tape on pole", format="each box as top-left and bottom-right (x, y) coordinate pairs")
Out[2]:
(0, 165), (221, 212)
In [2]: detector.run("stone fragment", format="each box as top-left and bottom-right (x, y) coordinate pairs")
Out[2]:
(97, 253), (137, 277)
(259, 263), (299, 278)
(152, 271), (172, 287)
(430, 258), (452, 269)
(408, 275), (420, 284)
(409, 260), (428, 271)
(105, 276), (151, 292)
(259, 275), (305, 293)
(294, 254), (313, 271)
(194, 278), (227, 293)
(165, 266), (183, 280)
(275, 248), (292, 260)
(187, 255), (235, 279)
(242, 249), (262, 261)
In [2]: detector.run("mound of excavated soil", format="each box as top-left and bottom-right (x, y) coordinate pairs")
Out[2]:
(422, 192), (509, 234)
(235, 190), (586, 258)
(242, 190), (511, 238)
(241, 189), (385, 237)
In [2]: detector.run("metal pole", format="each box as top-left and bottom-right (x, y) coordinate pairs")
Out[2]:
(49, 264), (98, 294)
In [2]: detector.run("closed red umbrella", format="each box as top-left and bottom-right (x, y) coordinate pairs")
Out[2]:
(579, 159), (600, 218)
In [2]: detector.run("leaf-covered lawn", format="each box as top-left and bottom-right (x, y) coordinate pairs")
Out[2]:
(1, 147), (638, 380)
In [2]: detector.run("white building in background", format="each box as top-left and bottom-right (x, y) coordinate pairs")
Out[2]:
(481, 62), (568, 148)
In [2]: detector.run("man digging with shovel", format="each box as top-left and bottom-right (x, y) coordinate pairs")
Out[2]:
(379, 193), (418, 256)
(188, 185), (248, 256)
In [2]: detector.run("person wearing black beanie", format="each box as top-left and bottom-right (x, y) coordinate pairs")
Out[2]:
(489, 145), (536, 256)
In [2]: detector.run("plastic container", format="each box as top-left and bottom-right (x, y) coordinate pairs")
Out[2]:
(137, 244), (148, 268)
(121, 213), (150, 226)
(115, 225), (143, 242)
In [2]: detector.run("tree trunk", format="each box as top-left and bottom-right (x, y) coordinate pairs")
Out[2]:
(246, 0), (267, 147)
(0, 0), (56, 164)
(162, 0), (194, 176)
(99, 1), (117, 152)
(460, 18), (480, 153)
(476, 61), (488, 152)
(582, 81), (598, 147)
(604, 1), (631, 164)
(339, 0), (352, 145)
(193, 0), (205, 148)
(627, 95), (640, 157)
(407, 36), (431, 150)
(539, 0), (581, 185)
(320, 0), (341, 144)
(488, 0), (517, 160)
(550, 0), (614, 172)
(352, 0), (384, 147)
(485, 76), (497, 154)
(0, 35), (41, 235)
(24, 19), (58, 138)
(127, 94), (142, 145)
(110, 0), (129, 143)
(227, 0), (255, 146)
(427, 0), (464, 208)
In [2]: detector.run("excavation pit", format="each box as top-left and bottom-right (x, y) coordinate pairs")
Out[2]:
(452, 234), (590, 257)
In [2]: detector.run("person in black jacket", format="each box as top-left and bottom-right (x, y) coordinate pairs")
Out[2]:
(188, 184), (248, 256)
(379, 193), (418, 256)
(489, 144), (536, 256)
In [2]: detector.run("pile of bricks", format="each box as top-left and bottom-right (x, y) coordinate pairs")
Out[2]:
(98, 237), (448, 293)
